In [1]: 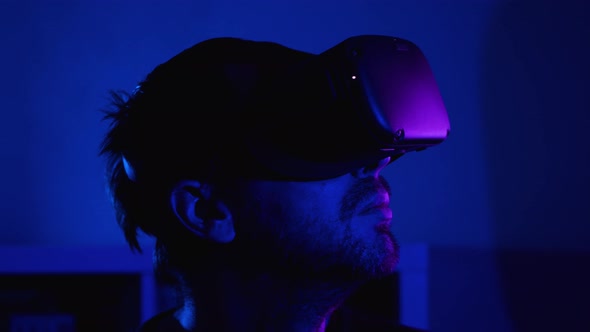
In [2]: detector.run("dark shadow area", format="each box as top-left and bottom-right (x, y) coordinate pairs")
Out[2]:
(497, 249), (590, 331)
(0, 274), (140, 332)
(155, 273), (405, 331)
(481, 0), (590, 330)
(328, 274), (401, 331)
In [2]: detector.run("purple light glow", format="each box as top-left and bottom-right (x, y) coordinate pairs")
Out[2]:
(356, 37), (450, 147)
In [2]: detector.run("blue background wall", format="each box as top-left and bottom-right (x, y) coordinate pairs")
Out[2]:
(1, 0), (588, 331)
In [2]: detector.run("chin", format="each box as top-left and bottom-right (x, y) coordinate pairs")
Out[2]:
(379, 253), (400, 276)
(363, 234), (400, 279)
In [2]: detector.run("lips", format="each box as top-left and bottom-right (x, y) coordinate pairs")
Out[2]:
(358, 196), (392, 219)
(375, 219), (392, 233)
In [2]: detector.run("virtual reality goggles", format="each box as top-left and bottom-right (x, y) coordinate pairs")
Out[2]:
(241, 35), (450, 180)
(122, 35), (450, 182)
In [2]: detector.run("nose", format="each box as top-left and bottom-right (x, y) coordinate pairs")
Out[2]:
(353, 157), (391, 179)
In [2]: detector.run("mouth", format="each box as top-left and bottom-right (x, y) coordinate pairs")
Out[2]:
(358, 197), (392, 220)
(375, 218), (392, 233)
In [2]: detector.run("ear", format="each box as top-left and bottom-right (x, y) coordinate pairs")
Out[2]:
(169, 180), (235, 243)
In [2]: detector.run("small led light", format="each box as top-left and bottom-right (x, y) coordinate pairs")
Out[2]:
(351, 75), (357, 80)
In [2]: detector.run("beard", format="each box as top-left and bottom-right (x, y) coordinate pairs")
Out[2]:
(226, 176), (400, 282)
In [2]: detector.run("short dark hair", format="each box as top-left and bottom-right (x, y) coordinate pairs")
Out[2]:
(99, 38), (312, 274)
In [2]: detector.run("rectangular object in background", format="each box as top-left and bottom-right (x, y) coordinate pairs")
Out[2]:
(0, 274), (140, 332)
(0, 244), (428, 331)
(10, 313), (75, 332)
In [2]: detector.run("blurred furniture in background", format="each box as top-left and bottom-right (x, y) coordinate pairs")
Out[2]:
(0, 243), (427, 331)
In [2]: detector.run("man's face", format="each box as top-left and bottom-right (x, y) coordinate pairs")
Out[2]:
(219, 159), (399, 281)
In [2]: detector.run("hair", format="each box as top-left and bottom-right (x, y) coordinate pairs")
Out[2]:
(99, 38), (313, 277)
(99, 86), (215, 279)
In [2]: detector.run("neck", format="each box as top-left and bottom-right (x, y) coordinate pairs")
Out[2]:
(175, 268), (361, 332)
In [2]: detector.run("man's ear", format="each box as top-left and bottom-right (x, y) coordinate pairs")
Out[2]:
(169, 180), (235, 243)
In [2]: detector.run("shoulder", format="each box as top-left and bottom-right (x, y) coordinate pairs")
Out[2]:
(395, 326), (428, 332)
(330, 325), (427, 332)
(326, 314), (427, 332)
(136, 308), (186, 332)
(327, 318), (426, 332)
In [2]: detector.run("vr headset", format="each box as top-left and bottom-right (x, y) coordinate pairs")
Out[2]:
(122, 35), (450, 182)
(242, 35), (450, 180)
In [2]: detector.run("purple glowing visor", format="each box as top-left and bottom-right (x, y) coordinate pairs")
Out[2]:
(243, 35), (450, 180)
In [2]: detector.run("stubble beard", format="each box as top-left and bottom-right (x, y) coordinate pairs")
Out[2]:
(231, 210), (399, 283)
(229, 176), (399, 282)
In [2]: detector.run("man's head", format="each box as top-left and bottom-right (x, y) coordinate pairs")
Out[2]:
(165, 156), (398, 283)
(100, 36), (448, 282)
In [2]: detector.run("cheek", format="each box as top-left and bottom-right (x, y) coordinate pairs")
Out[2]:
(240, 185), (295, 229)
(307, 183), (349, 220)
(229, 178), (352, 232)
